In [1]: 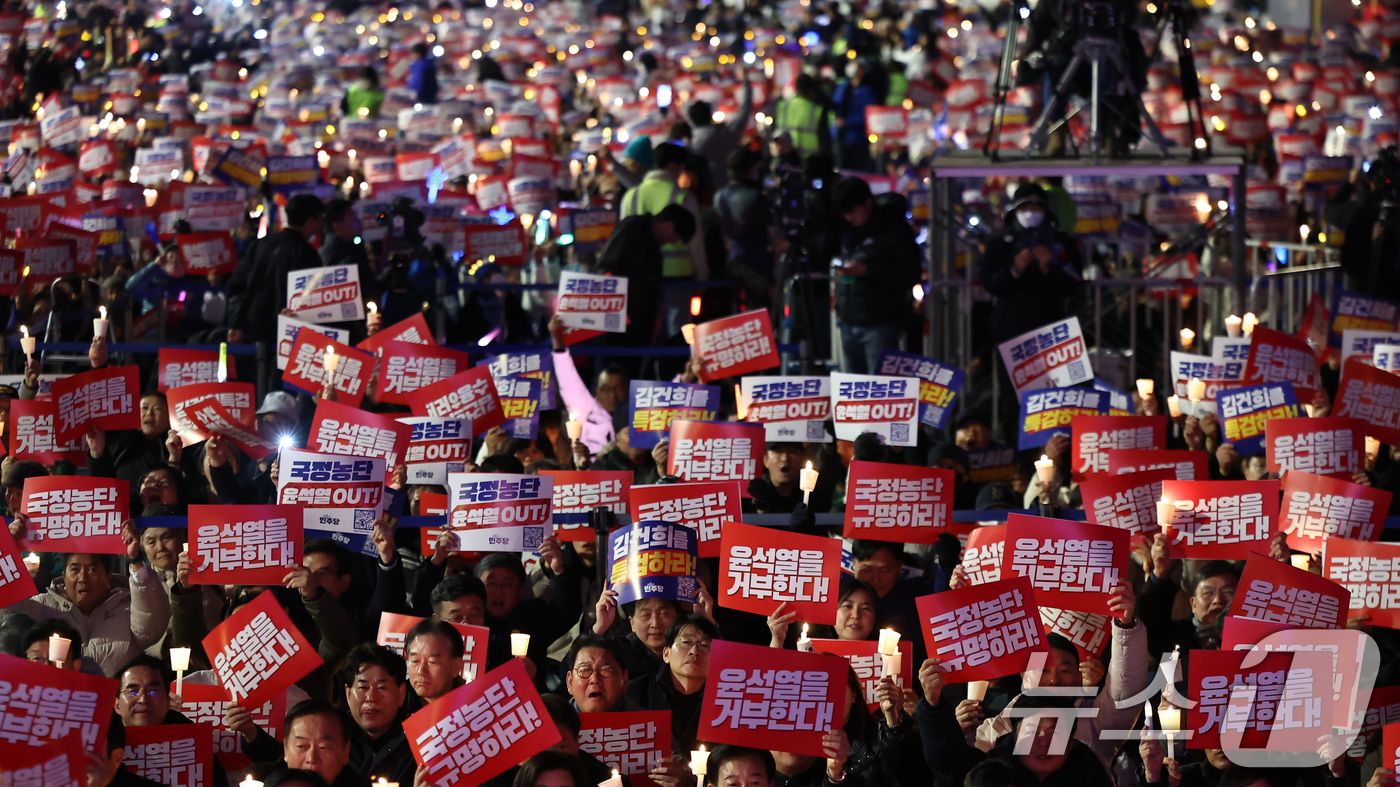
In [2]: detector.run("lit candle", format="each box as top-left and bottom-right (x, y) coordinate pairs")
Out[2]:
(799, 461), (818, 504)
(171, 647), (191, 696)
(599, 768), (622, 787)
(1225, 314), (1242, 337)
(239, 777), (263, 787)
(1034, 454), (1054, 484)
(796, 623), (812, 652)
(510, 632), (530, 657)
(681, 323), (696, 345)
(323, 346), (338, 375)
(881, 650), (901, 680)
(877, 628), (900, 656)
(20, 325), (35, 358)
(373, 779), (399, 787)
(1303, 403), (1316, 418)
(93, 305), (108, 339)
(690, 746), (708, 776)
(967, 680), (989, 701)
(1167, 395), (1181, 418)
(1290, 554), (1310, 571)
(1136, 379), (1154, 398)
(48, 634), (70, 665)
(1243, 313), (1258, 336)
(1157, 497), (1175, 526)
(1187, 378), (1206, 403)
(1179, 328), (1195, 350)
(1158, 706), (1182, 759)
(22, 553), (39, 571)
(565, 412), (583, 440)
(1367, 436), (1381, 458)
(367, 300), (377, 315)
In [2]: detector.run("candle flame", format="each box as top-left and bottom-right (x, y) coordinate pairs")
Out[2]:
(20, 326), (27, 338)
(367, 301), (377, 314)
(806, 460), (812, 470)
(99, 305), (106, 320)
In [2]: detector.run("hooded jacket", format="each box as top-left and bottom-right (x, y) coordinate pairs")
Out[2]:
(11, 566), (171, 676)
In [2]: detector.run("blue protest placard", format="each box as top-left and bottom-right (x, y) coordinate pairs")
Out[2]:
(1219, 381), (1300, 454)
(628, 380), (720, 449)
(495, 375), (542, 440)
(1330, 290), (1400, 348)
(1017, 387), (1109, 451)
(607, 520), (699, 606)
(1092, 380), (1135, 416)
(481, 350), (556, 409)
(875, 349), (965, 430)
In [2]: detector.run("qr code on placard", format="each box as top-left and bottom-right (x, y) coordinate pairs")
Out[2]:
(522, 525), (546, 551)
(604, 313), (621, 331)
(891, 423), (909, 442)
(1065, 360), (1087, 381)
(676, 575), (698, 602)
(512, 419), (532, 437)
(341, 302), (358, 319)
(806, 421), (826, 440)
(353, 509), (376, 531)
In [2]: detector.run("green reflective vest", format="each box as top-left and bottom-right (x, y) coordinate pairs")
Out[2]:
(775, 95), (826, 159)
(623, 178), (692, 278)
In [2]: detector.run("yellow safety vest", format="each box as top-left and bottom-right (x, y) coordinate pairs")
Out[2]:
(623, 178), (692, 278)
(776, 95), (825, 158)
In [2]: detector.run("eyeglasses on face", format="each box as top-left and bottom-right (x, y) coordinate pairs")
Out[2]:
(122, 688), (165, 700)
(572, 664), (618, 679)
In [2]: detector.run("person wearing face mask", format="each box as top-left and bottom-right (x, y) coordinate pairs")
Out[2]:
(978, 183), (1084, 348)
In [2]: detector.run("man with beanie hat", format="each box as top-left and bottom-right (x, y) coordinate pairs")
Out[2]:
(612, 136), (654, 190)
(978, 182), (1084, 345)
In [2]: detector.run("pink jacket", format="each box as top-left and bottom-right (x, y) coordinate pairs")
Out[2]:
(553, 350), (616, 455)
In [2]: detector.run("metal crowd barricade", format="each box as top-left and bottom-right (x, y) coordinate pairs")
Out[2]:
(1086, 276), (1237, 391)
(1244, 241), (1343, 335)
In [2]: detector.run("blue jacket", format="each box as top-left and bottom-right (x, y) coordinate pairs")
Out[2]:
(832, 79), (878, 148)
(407, 56), (439, 104)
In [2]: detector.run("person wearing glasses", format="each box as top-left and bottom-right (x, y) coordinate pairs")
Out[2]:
(112, 654), (230, 783)
(628, 614), (719, 757)
(18, 619), (89, 672)
(1137, 533), (1241, 656)
(562, 634), (643, 714)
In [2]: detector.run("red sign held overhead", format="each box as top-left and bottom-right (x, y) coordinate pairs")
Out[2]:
(175, 233), (239, 275)
(1245, 325), (1322, 402)
(187, 505), (303, 586)
(962, 525), (1006, 585)
(1265, 417), (1367, 480)
(1333, 357), (1400, 443)
(377, 341), (473, 405)
(51, 365), (140, 442)
(309, 399), (413, 469)
(1186, 648), (1333, 751)
(185, 399), (279, 461)
(915, 576), (1047, 683)
(1325, 538), (1400, 628)
(1079, 468), (1176, 540)
(666, 420), (764, 489)
(157, 347), (235, 391)
(167, 382), (257, 444)
(540, 470), (632, 542)
(0, 521), (37, 608)
(356, 312), (435, 355)
(404, 365), (505, 436)
(19, 475), (128, 554)
(403, 659), (561, 787)
(464, 222), (528, 266)
(9, 399), (88, 466)
(281, 330), (375, 408)
(123, 724), (215, 787)
(629, 481), (742, 559)
(1160, 480), (1281, 559)
(1070, 415), (1166, 481)
(201, 590), (324, 709)
(719, 521), (842, 624)
(1001, 514), (1130, 616)
(842, 461), (953, 544)
(692, 311), (780, 382)
(1280, 470), (1391, 552)
(1232, 554), (1349, 629)
(697, 641), (848, 758)
(0, 653), (117, 752)
(1039, 607), (1112, 659)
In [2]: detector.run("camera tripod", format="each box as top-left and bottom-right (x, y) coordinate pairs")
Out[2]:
(1147, 0), (1211, 159)
(1023, 36), (1172, 161)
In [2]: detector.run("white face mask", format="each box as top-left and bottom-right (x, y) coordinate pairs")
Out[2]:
(1018, 209), (1046, 228)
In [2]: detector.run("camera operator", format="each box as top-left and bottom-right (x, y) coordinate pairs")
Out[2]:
(832, 177), (922, 373)
(978, 184), (1084, 346)
(1018, 0), (1149, 155)
(1336, 147), (1400, 294)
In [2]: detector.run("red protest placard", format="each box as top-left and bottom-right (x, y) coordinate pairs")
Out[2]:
(201, 590), (323, 708)
(1186, 648), (1333, 751)
(1334, 357), (1400, 443)
(719, 521), (841, 624)
(1070, 415), (1166, 482)
(167, 382), (257, 443)
(809, 638), (913, 712)
(1106, 449), (1208, 480)
(1384, 722), (1400, 770)
(1039, 608), (1112, 659)
(176, 684), (287, 773)
(1325, 538), (1400, 628)
(376, 612), (491, 681)
(403, 659), (560, 785)
(540, 470), (632, 542)
(962, 525), (1006, 585)
(1281, 470), (1390, 552)
(0, 521), (37, 608)
(578, 711), (672, 784)
(309, 399), (413, 469)
(1265, 417), (1367, 480)
(43, 223), (99, 274)
(1002, 514), (1130, 615)
(9, 398), (88, 466)
(0, 248), (20, 296)
(185, 400), (279, 461)
(1233, 554), (1348, 628)
(123, 724), (214, 787)
(15, 238), (76, 284)
(357, 312), (436, 355)
(377, 341), (472, 405)
(0, 653), (117, 751)
(1079, 468), (1176, 540)
(157, 347), (234, 391)
(1160, 480), (1280, 559)
(1218, 616), (1295, 652)
(187, 505), (302, 586)
(19, 475), (127, 554)
(916, 577), (1047, 683)
(1245, 325), (1322, 402)
(698, 641), (847, 757)
(176, 232), (239, 275)
(463, 222), (528, 267)
(666, 420), (764, 489)
(693, 311), (779, 382)
(282, 330), (375, 408)
(9, 740), (86, 787)
(51, 365), (140, 442)
(843, 461), (954, 543)
(630, 481), (742, 559)
(1349, 686), (1400, 760)
(404, 365), (505, 436)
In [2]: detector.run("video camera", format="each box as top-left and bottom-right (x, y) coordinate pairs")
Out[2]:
(1369, 146), (1400, 208)
(375, 196), (426, 254)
